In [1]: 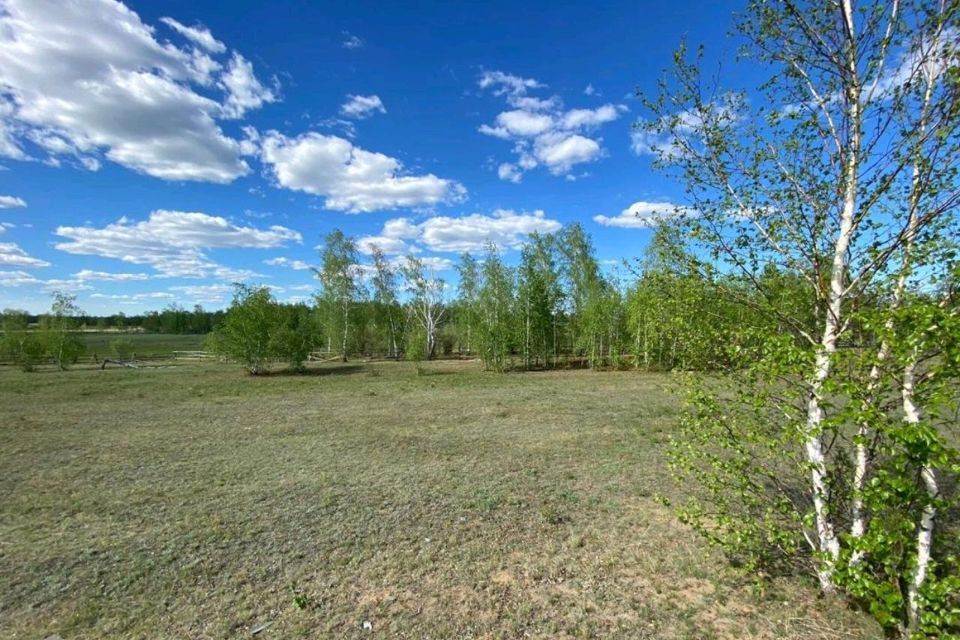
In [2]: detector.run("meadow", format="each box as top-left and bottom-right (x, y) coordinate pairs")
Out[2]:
(78, 332), (207, 358)
(0, 360), (878, 639)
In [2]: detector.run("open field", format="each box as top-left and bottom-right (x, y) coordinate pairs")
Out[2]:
(78, 332), (208, 357)
(0, 361), (877, 639)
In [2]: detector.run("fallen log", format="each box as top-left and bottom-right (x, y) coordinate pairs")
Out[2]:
(100, 358), (140, 369)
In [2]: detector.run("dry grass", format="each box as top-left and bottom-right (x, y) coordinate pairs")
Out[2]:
(0, 360), (878, 639)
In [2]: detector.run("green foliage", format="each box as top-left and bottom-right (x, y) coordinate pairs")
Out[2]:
(455, 252), (481, 355)
(289, 582), (311, 610)
(269, 304), (318, 371)
(207, 285), (317, 374)
(404, 323), (426, 364)
(38, 292), (85, 370)
(401, 256), (446, 360)
(477, 244), (515, 372)
(110, 338), (135, 360)
(369, 246), (403, 358)
(516, 233), (563, 369)
(0, 309), (45, 371)
(645, 1), (960, 636)
(138, 306), (223, 334)
(559, 225), (606, 368)
(316, 230), (361, 361)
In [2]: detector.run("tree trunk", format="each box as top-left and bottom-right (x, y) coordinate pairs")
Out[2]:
(524, 299), (531, 370)
(900, 356), (936, 633)
(804, 161), (857, 591)
(800, 0), (860, 592)
(389, 311), (398, 360)
(341, 302), (349, 362)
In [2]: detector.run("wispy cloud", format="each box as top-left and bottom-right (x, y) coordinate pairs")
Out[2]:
(342, 31), (364, 49)
(0, 195), (26, 208)
(340, 94), (386, 119)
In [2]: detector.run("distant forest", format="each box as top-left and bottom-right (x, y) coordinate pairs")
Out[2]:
(9, 306), (226, 335)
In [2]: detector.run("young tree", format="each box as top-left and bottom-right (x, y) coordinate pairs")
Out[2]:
(626, 231), (744, 372)
(646, 0), (960, 634)
(455, 252), (481, 355)
(369, 246), (403, 359)
(269, 303), (319, 371)
(207, 285), (279, 375)
(110, 338), (135, 361)
(0, 309), (44, 371)
(316, 230), (360, 362)
(516, 233), (562, 369)
(477, 244), (515, 372)
(401, 256), (446, 360)
(38, 291), (85, 370)
(558, 224), (609, 368)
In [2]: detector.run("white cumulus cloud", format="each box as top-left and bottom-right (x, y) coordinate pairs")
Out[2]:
(631, 96), (743, 159)
(478, 70), (544, 99)
(359, 209), (562, 254)
(0, 242), (50, 268)
(55, 209), (301, 279)
(0, 269), (41, 287)
(91, 291), (176, 302)
(0, 0), (275, 182)
(497, 163), (522, 184)
(260, 131), (466, 213)
(356, 235), (415, 256)
(220, 53), (277, 119)
(478, 70), (625, 180)
(593, 201), (695, 229)
(168, 283), (235, 304)
(73, 269), (150, 281)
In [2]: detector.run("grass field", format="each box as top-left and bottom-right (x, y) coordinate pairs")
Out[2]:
(0, 360), (878, 639)
(78, 332), (207, 357)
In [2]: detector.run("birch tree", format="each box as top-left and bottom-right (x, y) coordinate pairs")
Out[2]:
(207, 285), (278, 375)
(315, 230), (360, 362)
(477, 244), (515, 372)
(647, 0), (960, 635)
(369, 246), (403, 359)
(558, 224), (608, 368)
(401, 255), (446, 360)
(456, 252), (481, 355)
(38, 291), (85, 370)
(516, 233), (562, 369)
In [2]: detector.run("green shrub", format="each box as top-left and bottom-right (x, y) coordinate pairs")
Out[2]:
(110, 338), (135, 360)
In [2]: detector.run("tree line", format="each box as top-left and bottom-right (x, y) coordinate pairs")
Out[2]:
(205, 224), (811, 375)
(1, 292), (86, 371)
(1, 304), (224, 335)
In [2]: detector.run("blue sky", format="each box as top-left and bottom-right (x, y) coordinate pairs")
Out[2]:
(0, 0), (745, 314)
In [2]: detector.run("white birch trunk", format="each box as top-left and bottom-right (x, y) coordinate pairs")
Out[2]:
(804, 199), (854, 589)
(901, 358), (938, 631)
(800, 0), (859, 592)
